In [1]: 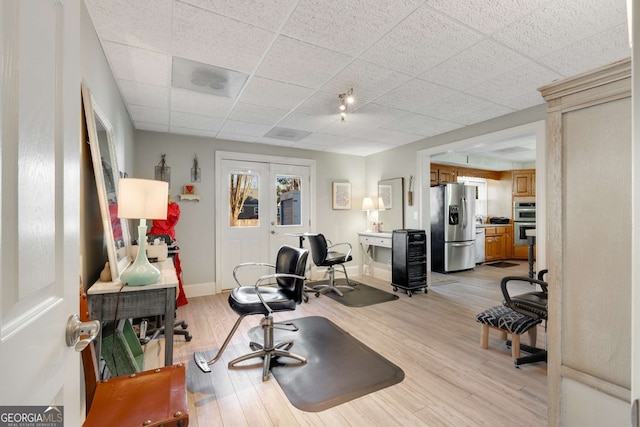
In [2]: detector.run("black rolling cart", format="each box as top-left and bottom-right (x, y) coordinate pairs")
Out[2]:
(391, 229), (427, 297)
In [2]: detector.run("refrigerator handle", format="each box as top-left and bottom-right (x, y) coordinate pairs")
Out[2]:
(461, 197), (466, 228)
(451, 242), (474, 247)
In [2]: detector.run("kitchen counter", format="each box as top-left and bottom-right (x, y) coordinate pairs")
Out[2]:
(476, 223), (512, 228)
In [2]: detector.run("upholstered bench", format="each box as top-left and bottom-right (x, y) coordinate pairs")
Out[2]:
(475, 305), (542, 360)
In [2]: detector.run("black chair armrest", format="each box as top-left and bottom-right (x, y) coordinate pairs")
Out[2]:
(328, 242), (352, 258)
(501, 276), (548, 319)
(232, 262), (275, 287)
(253, 273), (307, 313)
(537, 269), (548, 282)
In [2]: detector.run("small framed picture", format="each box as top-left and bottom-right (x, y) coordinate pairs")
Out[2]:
(332, 181), (351, 210)
(184, 184), (195, 195)
(378, 184), (392, 209)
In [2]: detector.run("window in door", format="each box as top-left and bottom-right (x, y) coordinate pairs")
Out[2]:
(276, 174), (302, 226)
(229, 172), (260, 227)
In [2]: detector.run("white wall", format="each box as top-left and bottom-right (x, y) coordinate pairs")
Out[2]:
(80, 3), (134, 172)
(80, 3), (136, 286)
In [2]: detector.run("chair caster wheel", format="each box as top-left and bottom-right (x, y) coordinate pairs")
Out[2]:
(185, 334), (193, 342)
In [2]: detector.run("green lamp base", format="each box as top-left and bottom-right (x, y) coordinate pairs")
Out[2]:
(120, 225), (160, 286)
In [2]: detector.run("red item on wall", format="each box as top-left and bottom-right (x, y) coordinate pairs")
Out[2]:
(149, 202), (188, 306)
(149, 202), (180, 240)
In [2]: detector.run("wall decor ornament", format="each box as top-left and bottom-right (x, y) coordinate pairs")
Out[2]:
(332, 181), (352, 210)
(155, 154), (171, 187)
(191, 155), (201, 182)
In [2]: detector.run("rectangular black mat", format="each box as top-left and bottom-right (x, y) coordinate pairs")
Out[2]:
(486, 261), (520, 268)
(309, 279), (399, 307)
(248, 316), (404, 412)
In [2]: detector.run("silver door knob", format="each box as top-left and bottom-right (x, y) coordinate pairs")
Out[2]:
(65, 314), (100, 352)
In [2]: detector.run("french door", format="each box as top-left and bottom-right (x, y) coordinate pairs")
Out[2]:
(215, 152), (314, 292)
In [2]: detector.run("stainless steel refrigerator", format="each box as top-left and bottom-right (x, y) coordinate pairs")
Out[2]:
(430, 183), (476, 273)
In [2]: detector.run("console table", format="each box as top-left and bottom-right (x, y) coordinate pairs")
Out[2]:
(87, 259), (178, 367)
(358, 231), (392, 275)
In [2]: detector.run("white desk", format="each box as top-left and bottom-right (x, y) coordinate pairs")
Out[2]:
(87, 259), (178, 367)
(358, 232), (392, 275)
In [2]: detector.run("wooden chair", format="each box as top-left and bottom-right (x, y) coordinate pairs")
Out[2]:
(80, 292), (189, 427)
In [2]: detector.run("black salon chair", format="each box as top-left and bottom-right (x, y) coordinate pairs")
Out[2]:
(137, 234), (192, 343)
(305, 233), (354, 297)
(501, 269), (548, 366)
(194, 245), (308, 381)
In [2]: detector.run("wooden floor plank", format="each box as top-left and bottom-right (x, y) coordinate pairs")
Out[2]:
(148, 261), (547, 426)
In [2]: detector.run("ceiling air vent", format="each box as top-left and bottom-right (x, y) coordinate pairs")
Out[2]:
(263, 127), (311, 142)
(172, 57), (248, 99)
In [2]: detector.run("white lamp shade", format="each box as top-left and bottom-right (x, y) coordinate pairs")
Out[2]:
(118, 178), (169, 220)
(361, 197), (374, 211)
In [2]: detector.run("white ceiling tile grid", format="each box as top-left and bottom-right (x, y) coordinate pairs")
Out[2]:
(85, 0), (630, 158)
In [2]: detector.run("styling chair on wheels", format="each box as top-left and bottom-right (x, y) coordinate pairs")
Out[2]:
(194, 245), (309, 381)
(501, 269), (549, 366)
(137, 233), (192, 343)
(305, 233), (355, 297)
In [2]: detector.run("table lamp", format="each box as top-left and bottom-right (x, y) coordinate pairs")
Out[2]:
(118, 178), (169, 286)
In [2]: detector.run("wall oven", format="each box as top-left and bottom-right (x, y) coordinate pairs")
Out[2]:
(513, 202), (535, 246)
(514, 222), (536, 246)
(514, 202), (536, 222)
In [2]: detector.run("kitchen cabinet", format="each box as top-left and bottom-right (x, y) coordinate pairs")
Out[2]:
(430, 165), (457, 185)
(512, 170), (535, 196)
(484, 226), (512, 262)
(430, 163), (502, 186)
(437, 167), (457, 184)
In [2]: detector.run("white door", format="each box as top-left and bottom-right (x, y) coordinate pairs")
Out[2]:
(216, 153), (313, 291)
(0, 0), (81, 424)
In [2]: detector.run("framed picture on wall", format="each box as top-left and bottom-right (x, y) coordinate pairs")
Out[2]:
(378, 184), (392, 209)
(332, 181), (352, 210)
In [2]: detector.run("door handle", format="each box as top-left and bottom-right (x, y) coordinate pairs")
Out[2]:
(66, 314), (100, 352)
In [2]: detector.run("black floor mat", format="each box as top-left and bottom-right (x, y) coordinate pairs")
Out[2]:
(309, 279), (399, 307)
(248, 316), (404, 412)
(486, 261), (520, 268)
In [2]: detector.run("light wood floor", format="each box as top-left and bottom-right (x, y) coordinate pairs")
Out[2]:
(144, 261), (547, 426)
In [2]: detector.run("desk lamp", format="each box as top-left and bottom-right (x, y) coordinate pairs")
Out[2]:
(362, 197), (385, 232)
(118, 178), (168, 286)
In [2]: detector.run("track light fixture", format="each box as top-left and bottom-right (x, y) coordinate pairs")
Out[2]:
(338, 88), (354, 121)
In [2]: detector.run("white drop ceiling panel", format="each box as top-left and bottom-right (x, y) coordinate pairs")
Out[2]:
(281, 0), (423, 55)
(170, 111), (224, 133)
(119, 81), (169, 110)
(85, 0), (630, 158)
(172, 2), (275, 74)
(180, 0), (298, 32)
(361, 6), (484, 75)
(255, 36), (351, 88)
(170, 88), (235, 118)
(103, 42), (169, 87)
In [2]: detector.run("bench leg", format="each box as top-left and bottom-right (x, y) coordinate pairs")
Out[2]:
(480, 324), (489, 349)
(511, 333), (520, 359)
(528, 326), (537, 348)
